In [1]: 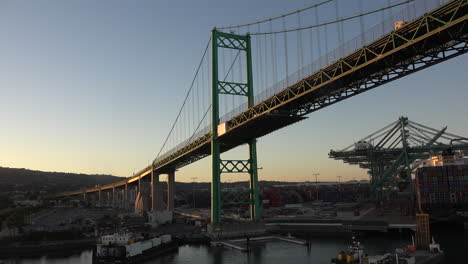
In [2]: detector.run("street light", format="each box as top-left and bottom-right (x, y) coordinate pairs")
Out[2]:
(191, 177), (197, 209)
(312, 173), (320, 201)
(337, 176), (342, 192)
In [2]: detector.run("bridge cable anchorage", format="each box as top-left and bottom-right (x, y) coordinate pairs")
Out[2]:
(250, 0), (415, 35)
(216, 0), (333, 30)
(153, 36), (211, 163)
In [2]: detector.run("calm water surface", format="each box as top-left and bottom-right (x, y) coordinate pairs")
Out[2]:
(3, 225), (463, 264)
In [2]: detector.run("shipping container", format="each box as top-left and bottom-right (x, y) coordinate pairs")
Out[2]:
(416, 165), (468, 207)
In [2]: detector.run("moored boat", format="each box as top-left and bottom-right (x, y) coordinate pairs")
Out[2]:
(95, 232), (179, 263)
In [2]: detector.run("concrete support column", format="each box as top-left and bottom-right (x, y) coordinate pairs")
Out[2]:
(167, 170), (175, 211)
(151, 170), (164, 211)
(98, 187), (102, 206)
(138, 177), (141, 193)
(125, 183), (129, 202)
(112, 187), (116, 203)
(151, 170), (157, 211)
(82, 191), (87, 202)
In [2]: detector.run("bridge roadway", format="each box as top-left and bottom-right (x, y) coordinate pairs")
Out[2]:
(59, 0), (467, 198)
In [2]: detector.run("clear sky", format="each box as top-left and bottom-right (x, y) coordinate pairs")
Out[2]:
(0, 0), (466, 183)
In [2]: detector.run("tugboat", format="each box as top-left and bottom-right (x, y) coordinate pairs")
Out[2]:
(331, 237), (365, 264)
(95, 232), (179, 263)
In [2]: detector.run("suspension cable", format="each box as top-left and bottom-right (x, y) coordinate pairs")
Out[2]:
(217, 0), (333, 30)
(153, 37), (211, 163)
(183, 48), (242, 147)
(251, 0), (415, 35)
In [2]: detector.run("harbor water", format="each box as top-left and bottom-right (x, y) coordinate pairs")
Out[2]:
(2, 224), (464, 264)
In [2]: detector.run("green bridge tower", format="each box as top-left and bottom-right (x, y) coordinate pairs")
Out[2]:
(211, 29), (261, 225)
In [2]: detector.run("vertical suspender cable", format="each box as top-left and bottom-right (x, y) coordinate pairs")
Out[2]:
(230, 50), (236, 117)
(196, 70), (200, 136)
(309, 14), (314, 74)
(359, 0), (365, 46)
(297, 13), (303, 79)
(259, 25), (264, 93)
(382, 0), (386, 34)
(201, 57), (205, 130)
(324, 15), (329, 65)
(335, 0), (344, 58)
(263, 32), (267, 96)
(387, 0), (393, 19)
(270, 20), (278, 90)
(192, 70), (196, 136)
(256, 24), (262, 95)
(314, 7), (321, 69)
(206, 49), (210, 128)
(282, 16), (289, 86)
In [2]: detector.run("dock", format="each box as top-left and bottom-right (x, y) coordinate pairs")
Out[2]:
(210, 235), (308, 252)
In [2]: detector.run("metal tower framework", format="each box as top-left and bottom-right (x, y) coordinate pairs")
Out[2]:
(211, 29), (261, 225)
(329, 117), (468, 202)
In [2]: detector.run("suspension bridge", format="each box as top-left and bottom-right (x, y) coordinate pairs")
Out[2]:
(56, 0), (468, 226)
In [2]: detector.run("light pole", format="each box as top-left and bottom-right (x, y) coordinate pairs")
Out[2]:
(191, 177), (197, 209)
(337, 176), (342, 192)
(313, 173), (320, 201)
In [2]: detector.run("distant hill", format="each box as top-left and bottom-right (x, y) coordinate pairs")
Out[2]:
(0, 167), (123, 193)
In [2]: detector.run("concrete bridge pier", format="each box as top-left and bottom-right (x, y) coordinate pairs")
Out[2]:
(112, 186), (116, 207)
(151, 170), (165, 211)
(135, 180), (151, 213)
(131, 185), (138, 205)
(167, 170), (175, 211)
(91, 192), (98, 207)
(124, 183), (129, 209)
(98, 187), (102, 207)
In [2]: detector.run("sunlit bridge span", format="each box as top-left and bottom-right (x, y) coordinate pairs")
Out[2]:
(56, 0), (468, 225)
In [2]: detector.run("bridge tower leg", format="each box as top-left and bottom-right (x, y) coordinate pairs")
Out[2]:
(211, 29), (261, 225)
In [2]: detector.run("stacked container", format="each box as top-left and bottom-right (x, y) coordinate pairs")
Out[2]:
(416, 165), (468, 205)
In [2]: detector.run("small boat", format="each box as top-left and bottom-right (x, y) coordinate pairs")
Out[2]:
(331, 236), (365, 264)
(331, 236), (444, 264)
(95, 232), (179, 263)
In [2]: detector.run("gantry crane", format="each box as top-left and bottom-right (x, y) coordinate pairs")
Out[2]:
(329, 117), (468, 204)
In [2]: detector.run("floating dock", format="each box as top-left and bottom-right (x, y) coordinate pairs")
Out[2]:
(211, 235), (308, 252)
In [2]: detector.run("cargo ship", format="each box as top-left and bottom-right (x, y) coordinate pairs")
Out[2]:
(95, 232), (179, 263)
(415, 149), (468, 224)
